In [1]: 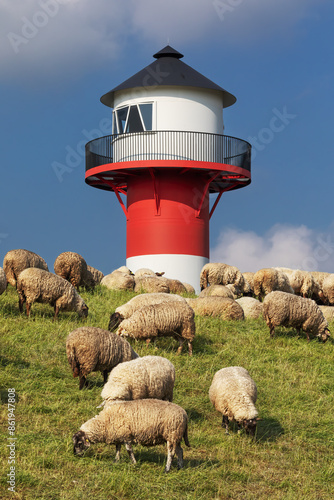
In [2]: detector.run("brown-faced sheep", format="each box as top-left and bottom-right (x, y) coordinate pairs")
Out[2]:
(66, 327), (138, 389)
(3, 249), (48, 288)
(209, 366), (259, 436)
(72, 399), (190, 472)
(16, 268), (88, 320)
(117, 301), (195, 355)
(262, 291), (330, 342)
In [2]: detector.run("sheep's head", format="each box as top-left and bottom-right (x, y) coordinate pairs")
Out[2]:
(242, 417), (260, 437)
(108, 312), (124, 332)
(73, 430), (91, 455)
(79, 303), (89, 318)
(318, 328), (330, 343)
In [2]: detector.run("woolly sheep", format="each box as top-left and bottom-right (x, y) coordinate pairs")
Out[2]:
(134, 275), (170, 293)
(310, 271), (331, 289)
(108, 292), (187, 331)
(3, 249), (49, 288)
(86, 265), (104, 286)
(319, 305), (334, 322)
(242, 272), (255, 293)
(262, 291), (330, 342)
(100, 355), (175, 405)
(253, 268), (294, 301)
(235, 297), (263, 319)
(54, 251), (88, 290)
(0, 267), (7, 295)
(186, 296), (244, 321)
(182, 282), (196, 295)
(16, 268), (88, 320)
(166, 278), (187, 294)
(66, 327), (138, 389)
(199, 284), (235, 300)
(117, 301), (195, 355)
(200, 262), (247, 293)
(134, 268), (165, 278)
(72, 399), (190, 472)
(209, 366), (259, 436)
(101, 270), (135, 291)
(286, 269), (320, 298)
(321, 274), (334, 305)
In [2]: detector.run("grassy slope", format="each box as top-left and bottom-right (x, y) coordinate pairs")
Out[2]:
(1, 285), (334, 500)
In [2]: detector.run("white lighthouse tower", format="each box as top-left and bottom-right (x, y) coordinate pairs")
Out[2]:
(85, 46), (251, 292)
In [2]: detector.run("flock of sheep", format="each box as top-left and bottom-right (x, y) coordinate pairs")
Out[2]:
(1, 250), (333, 471)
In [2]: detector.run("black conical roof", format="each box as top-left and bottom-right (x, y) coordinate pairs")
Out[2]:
(100, 45), (236, 108)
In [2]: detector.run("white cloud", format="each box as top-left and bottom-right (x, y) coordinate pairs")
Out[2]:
(210, 223), (334, 273)
(0, 0), (329, 84)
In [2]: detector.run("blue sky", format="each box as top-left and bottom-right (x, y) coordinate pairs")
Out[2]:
(1, 0), (334, 275)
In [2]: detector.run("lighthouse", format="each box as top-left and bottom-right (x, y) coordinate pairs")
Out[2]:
(85, 46), (251, 292)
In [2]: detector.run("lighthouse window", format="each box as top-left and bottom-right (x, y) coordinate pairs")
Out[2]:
(113, 103), (153, 135)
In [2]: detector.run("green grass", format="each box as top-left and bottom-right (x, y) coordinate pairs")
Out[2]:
(1, 285), (334, 499)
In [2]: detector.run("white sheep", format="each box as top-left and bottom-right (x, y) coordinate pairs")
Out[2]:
(199, 285), (235, 300)
(108, 292), (186, 331)
(134, 275), (170, 293)
(16, 268), (88, 320)
(3, 249), (49, 288)
(235, 297), (263, 319)
(262, 291), (330, 342)
(66, 327), (139, 389)
(209, 366), (259, 436)
(117, 301), (195, 355)
(321, 274), (334, 305)
(253, 268), (294, 300)
(134, 268), (164, 279)
(319, 305), (334, 322)
(0, 267), (7, 295)
(100, 355), (175, 405)
(101, 270), (135, 291)
(72, 399), (190, 472)
(186, 296), (244, 321)
(200, 262), (247, 293)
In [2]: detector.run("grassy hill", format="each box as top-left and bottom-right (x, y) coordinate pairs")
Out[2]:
(1, 285), (334, 499)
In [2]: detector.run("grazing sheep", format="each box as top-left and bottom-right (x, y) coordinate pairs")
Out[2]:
(262, 291), (330, 342)
(117, 301), (195, 355)
(253, 268), (294, 301)
(72, 399), (190, 472)
(182, 282), (196, 295)
(66, 327), (138, 389)
(236, 297), (263, 319)
(86, 265), (104, 286)
(134, 268), (165, 278)
(54, 251), (89, 290)
(199, 284), (235, 300)
(310, 271), (331, 289)
(209, 366), (259, 436)
(16, 268), (88, 320)
(186, 296), (244, 321)
(321, 274), (334, 305)
(242, 272), (255, 293)
(101, 270), (135, 291)
(101, 355), (175, 405)
(134, 275), (170, 293)
(3, 249), (49, 288)
(200, 262), (247, 293)
(108, 292), (186, 331)
(0, 267), (7, 295)
(286, 269), (319, 298)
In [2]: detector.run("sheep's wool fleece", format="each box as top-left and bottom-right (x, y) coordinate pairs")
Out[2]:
(186, 297), (244, 320)
(199, 285), (235, 300)
(319, 305), (334, 322)
(134, 275), (170, 293)
(236, 297), (263, 319)
(118, 301), (195, 341)
(200, 263), (245, 290)
(101, 355), (175, 403)
(0, 267), (7, 295)
(253, 268), (294, 298)
(66, 327), (138, 377)
(101, 271), (135, 291)
(3, 249), (48, 287)
(115, 292), (186, 320)
(81, 399), (188, 446)
(17, 268), (86, 312)
(322, 274), (334, 304)
(54, 251), (87, 289)
(263, 291), (328, 335)
(209, 366), (258, 422)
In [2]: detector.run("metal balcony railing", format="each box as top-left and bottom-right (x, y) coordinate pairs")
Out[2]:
(85, 131), (251, 172)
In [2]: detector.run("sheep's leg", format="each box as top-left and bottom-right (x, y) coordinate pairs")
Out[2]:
(103, 370), (109, 384)
(18, 294), (25, 313)
(114, 443), (121, 462)
(176, 338), (185, 355)
(187, 341), (193, 356)
(26, 302), (31, 317)
(79, 375), (87, 390)
(175, 444), (184, 470)
(222, 415), (229, 434)
(124, 442), (136, 464)
(53, 305), (60, 321)
(165, 442), (176, 473)
(146, 338), (151, 347)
